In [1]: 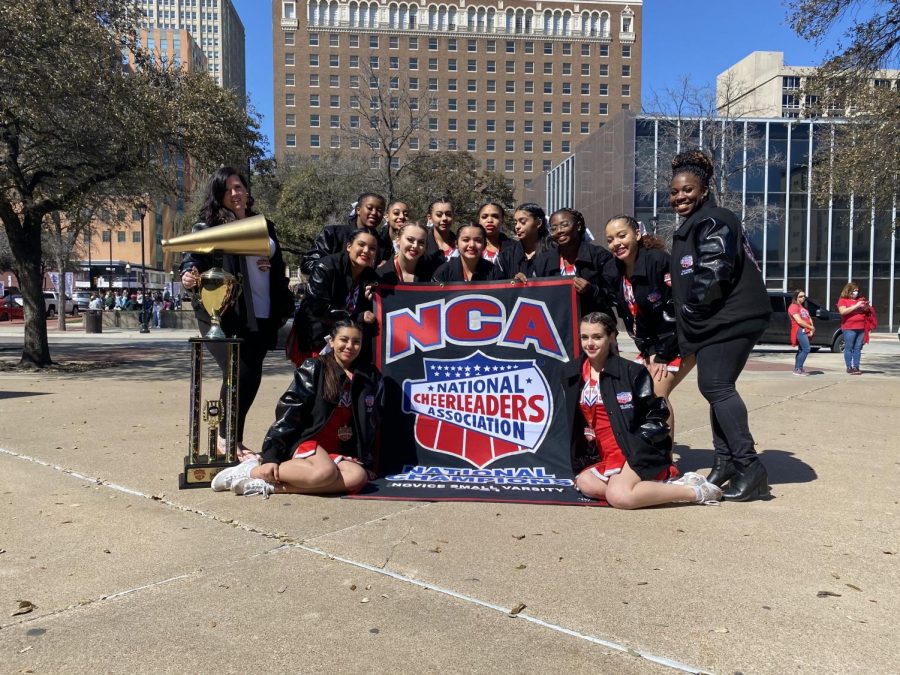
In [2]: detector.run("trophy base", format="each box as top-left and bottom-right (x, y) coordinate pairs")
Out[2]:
(204, 324), (227, 340)
(179, 459), (239, 489)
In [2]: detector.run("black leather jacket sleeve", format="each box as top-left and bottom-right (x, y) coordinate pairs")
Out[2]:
(683, 216), (737, 320)
(260, 359), (319, 464)
(632, 367), (671, 445)
(301, 226), (342, 276)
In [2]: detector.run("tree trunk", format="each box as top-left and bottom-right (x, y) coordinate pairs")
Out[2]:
(5, 211), (53, 366)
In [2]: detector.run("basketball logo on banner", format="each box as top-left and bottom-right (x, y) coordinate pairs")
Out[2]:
(402, 351), (552, 469)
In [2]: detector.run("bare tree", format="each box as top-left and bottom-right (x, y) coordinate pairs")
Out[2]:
(341, 61), (436, 203)
(640, 75), (783, 241)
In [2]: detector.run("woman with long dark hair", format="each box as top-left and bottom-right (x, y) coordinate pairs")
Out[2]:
(211, 320), (383, 497)
(532, 208), (617, 315)
(432, 223), (495, 282)
(491, 203), (554, 281)
(788, 289), (814, 376)
(290, 229), (380, 366)
(605, 215), (694, 438)
(181, 166), (294, 459)
(570, 312), (722, 508)
(667, 150), (771, 501)
(423, 198), (458, 271)
(477, 202), (512, 264)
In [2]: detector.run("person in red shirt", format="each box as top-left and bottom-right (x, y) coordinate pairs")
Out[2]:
(573, 312), (722, 508)
(788, 290), (815, 376)
(837, 282), (874, 374)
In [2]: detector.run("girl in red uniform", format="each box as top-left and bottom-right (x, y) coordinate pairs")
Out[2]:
(212, 320), (383, 497)
(573, 312), (722, 508)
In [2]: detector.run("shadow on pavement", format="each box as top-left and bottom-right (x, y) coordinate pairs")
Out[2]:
(674, 445), (817, 486)
(0, 390), (52, 400)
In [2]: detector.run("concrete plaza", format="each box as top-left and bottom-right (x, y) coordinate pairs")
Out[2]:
(1, 323), (898, 674)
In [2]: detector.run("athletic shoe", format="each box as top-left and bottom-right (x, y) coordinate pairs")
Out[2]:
(793, 368), (809, 376)
(210, 460), (258, 492)
(846, 367), (854, 374)
(669, 471), (706, 486)
(233, 477), (274, 499)
(851, 367), (862, 375)
(696, 481), (723, 505)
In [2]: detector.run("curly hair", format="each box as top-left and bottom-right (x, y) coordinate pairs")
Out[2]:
(671, 150), (714, 190)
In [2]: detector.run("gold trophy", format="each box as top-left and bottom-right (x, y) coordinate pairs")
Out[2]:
(161, 216), (272, 488)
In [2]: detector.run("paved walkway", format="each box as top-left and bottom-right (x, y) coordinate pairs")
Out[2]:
(0, 329), (897, 673)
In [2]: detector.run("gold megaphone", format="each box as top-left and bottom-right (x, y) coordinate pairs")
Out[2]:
(161, 214), (271, 256)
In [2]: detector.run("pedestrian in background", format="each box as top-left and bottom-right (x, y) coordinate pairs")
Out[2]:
(837, 282), (876, 375)
(788, 290), (814, 376)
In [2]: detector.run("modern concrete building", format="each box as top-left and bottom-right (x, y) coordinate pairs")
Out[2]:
(272, 0), (642, 196)
(527, 112), (899, 331)
(717, 51), (900, 119)
(136, 0), (247, 101)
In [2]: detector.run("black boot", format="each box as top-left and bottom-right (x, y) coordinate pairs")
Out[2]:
(723, 461), (770, 501)
(706, 455), (737, 487)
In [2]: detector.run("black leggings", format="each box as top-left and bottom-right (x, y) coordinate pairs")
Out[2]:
(694, 332), (763, 467)
(200, 318), (275, 443)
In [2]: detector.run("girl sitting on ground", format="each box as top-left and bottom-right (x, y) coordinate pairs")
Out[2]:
(212, 320), (383, 497)
(571, 312), (721, 508)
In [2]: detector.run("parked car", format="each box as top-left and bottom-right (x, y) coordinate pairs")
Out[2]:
(71, 291), (93, 312)
(0, 294), (25, 321)
(759, 290), (843, 352)
(43, 290), (78, 317)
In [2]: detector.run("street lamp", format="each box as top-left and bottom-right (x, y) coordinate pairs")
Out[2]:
(108, 229), (113, 292)
(125, 263), (131, 289)
(137, 203), (150, 333)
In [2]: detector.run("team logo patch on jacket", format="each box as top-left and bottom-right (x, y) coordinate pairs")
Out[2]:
(616, 391), (633, 405)
(402, 351), (553, 468)
(680, 255), (693, 268)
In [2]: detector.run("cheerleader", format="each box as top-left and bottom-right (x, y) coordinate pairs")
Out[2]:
(491, 203), (554, 281)
(423, 198), (458, 269)
(380, 200), (411, 256)
(301, 192), (387, 275)
(376, 223), (431, 283)
(432, 223), (495, 282)
(477, 202), (512, 264)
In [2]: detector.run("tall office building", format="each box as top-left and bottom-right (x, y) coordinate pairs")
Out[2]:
(717, 51), (899, 119)
(273, 0), (642, 196)
(136, 0), (247, 102)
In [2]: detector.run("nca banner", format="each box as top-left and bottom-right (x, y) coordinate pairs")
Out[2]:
(349, 279), (596, 506)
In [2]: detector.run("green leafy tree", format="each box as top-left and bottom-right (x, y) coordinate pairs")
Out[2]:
(787, 0), (899, 219)
(0, 0), (262, 367)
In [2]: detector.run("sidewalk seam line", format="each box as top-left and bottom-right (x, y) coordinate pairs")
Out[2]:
(1, 445), (710, 674)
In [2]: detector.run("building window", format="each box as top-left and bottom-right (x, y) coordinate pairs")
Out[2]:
(286, 113), (296, 127)
(580, 121), (589, 133)
(525, 61), (534, 75)
(580, 102), (590, 114)
(467, 138), (476, 151)
(622, 64), (631, 77)
(524, 120), (533, 133)
(543, 102), (552, 114)
(329, 114), (340, 128)
(598, 83), (608, 96)
(542, 120), (552, 132)
(448, 99), (458, 111)
(330, 135), (340, 149)
(409, 137), (419, 150)
(390, 56), (399, 69)
(562, 83), (572, 96)
(285, 93), (295, 106)
(448, 58), (458, 72)
(309, 134), (319, 148)
(561, 141), (570, 153)
(621, 104), (630, 111)
(504, 159), (514, 172)
(783, 76), (801, 90)
(543, 62), (553, 75)
(469, 59), (478, 72)
(309, 94), (320, 106)
(486, 159), (496, 171)
(598, 102), (608, 115)
(622, 44), (631, 58)
(504, 81), (515, 94)
(599, 44), (609, 57)
(329, 54), (338, 67)
(408, 36), (417, 49)
(285, 30), (295, 45)
(429, 37), (438, 50)
(561, 121), (571, 133)
(309, 54), (318, 67)
(562, 63), (572, 76)
(330, 75), (339, 87)
(468, 39), (477, 52)
(467, 80), (477, 92)
(622, 84), (630, 96)
(486, 39), (496, 53)
(506, 40), (515, 53)
(468, 99), (477, 112)
(349, 115), (360, 128)
(448, 118), (457, 131)
(329, 34), (339, 47)
(782, 94), (800, 109)
(428, 78), (438, 91)
(524, 159), (533, 172)
(369, 35), (379, 48)
(308, 32), (317, 46)
(350, 55), (359, 68)
(390, 35), (399, 49)
(562, 43), (572, 56)
(409, 57), (418, 70)
(543, 42), (553, 55)
(581, 43), (590, 56)
(370, 56), (379, 69)
(429, 138), (438, 150)
(308, 73), (319, 87)
(448, 78), (458, 91)
(350, 95), (360, 108)
(543, 82), (553, 94)
(409, 77), (418, 90)
(486, 80), (496, 92)
(486, 99), (496, 112)
(599, 64), (609, 77)
(467, 119), (477, 131)
(505, 120), (515, 132)
(429, 118), (438, 131)
(542, 141), (552, 152)
(329, 95), (339, 107)
(505, 100), (515, 113)
(524, 139), (533, 152)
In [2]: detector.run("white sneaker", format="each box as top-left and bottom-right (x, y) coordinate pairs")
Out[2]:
(233, 477), (274, 499)
(696, 481), (723, 505)
(210, 460), (258, 492)
(669, 471), (706, 486)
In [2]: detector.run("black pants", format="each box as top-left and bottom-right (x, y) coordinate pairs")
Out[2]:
(199, 317), (275, 443)
(694, 331), (763, 468)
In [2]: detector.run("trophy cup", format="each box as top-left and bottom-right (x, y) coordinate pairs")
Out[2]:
(161, 216), (271, 489)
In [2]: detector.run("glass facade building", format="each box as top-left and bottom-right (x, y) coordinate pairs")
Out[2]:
(533, 113), (898, 330)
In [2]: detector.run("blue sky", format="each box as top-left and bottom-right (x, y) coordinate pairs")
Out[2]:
(234, 0), (848, 156)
